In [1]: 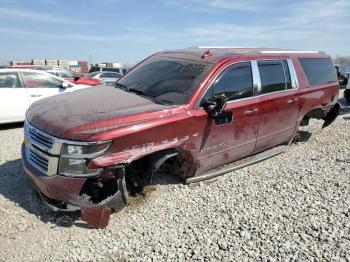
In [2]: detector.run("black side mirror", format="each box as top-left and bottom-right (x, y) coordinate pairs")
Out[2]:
(74, 76), (80, 81)
(202, 94), (228, 118)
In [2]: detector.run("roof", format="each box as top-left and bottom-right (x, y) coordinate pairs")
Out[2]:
(157, 47), (326, 63)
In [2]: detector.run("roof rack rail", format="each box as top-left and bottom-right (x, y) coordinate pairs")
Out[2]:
(260, 50), (323, 54)
(196, 46), (250, 49)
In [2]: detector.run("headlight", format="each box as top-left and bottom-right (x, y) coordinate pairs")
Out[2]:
(59, 158), (102, 177)
(61, 141), (111, 158)
(59, 141), (111, 177)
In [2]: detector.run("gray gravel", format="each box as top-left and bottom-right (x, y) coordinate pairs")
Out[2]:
(1, 103), (350, 261)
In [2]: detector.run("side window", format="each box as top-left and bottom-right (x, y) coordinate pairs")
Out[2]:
(22, 72), (63, 88)
(100, 73), (108, 78)
(258, 60), (286, 94)
(299, 58), (337, 86)
(58, 71), (76, 78)
(0, 73), (21, 88)
(212, 62), (253, 101)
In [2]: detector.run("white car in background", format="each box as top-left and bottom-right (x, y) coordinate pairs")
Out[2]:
(88, 71), (122, 86)
(0, 69), (91, 124)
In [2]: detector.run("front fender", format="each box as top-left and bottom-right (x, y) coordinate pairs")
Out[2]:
(88, 137), (191, 169)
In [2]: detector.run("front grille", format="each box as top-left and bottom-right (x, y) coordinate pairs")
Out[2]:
(28, 147), (49, 173)
(27, 125), (54, 153)
(24, 121), (60, 176)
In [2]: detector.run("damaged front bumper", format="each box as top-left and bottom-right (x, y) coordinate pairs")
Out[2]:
(22, 144), (128, 228)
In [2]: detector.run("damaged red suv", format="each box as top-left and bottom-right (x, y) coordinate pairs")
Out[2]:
(22, 48), (340, 227)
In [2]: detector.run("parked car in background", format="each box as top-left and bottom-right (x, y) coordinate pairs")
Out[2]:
(339, 64), (350, 78)
(89, 66), (127, 75)
(22, 47), (340, 228)
(46, 68), (103, 86)
(0, 69), (89, 124)
(345, 81), (350, 104)
(335, 65), (348, 88)
(88, 71), (122, 86)
(10, 66), (103, 86)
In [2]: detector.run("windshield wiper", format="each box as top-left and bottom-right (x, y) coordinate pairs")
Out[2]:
(128, 88), (167, 105)
(115, 82), (128, 91)
(115, 84), (172, 105)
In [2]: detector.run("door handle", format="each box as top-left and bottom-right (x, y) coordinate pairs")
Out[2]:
(288, 98), (298, 104)
(30, 94), (42, 97)
(244, 108), (259, 116)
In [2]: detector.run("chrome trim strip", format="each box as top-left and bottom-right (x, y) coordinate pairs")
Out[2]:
(224, 88), (296, 105)
(260, 50), (321, 54)
(251, 60), (261, 93)
(287, 59), (300, 89)
(25, 144), (59, 176)
(197, 46), (252, 49)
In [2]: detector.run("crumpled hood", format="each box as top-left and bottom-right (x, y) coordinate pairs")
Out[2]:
(26, 86), (169, 140)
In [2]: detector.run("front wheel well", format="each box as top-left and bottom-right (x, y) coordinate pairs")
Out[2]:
(124, 148), (193, 195)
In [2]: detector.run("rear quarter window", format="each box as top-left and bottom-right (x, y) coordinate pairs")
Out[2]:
(299, 58), (337, 86)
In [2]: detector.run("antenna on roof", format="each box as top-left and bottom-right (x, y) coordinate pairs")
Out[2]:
(201, 50), (212, 59)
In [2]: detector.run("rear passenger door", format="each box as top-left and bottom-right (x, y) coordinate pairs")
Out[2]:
(0, 72), (28, 123)
(253, 59), (299, 153)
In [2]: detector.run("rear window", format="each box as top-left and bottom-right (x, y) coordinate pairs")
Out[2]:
(299, 58), (337, 86)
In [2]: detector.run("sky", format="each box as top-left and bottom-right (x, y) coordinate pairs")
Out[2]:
(0, 0), (349, 65)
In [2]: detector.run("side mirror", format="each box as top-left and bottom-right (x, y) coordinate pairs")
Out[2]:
(74, 76), (80, 81)
(202, 94), (228, 118)
(61, 82), (69, 89)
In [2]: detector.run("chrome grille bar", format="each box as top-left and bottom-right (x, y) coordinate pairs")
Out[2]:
(27, 124), (54, 153)
(27, 146), (49, 173)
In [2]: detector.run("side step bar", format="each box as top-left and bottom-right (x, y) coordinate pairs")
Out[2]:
(186, 145), (289, 184)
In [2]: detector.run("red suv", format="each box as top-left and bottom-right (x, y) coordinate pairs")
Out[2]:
(22, 48), (340, 227)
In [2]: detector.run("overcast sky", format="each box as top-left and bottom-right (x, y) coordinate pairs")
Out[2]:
(0, 0), (349, 65)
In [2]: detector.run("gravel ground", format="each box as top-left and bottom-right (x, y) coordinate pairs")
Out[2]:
(0, 98), (350, 261)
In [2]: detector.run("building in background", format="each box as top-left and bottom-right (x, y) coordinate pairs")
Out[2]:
(9, 59), (126, 74)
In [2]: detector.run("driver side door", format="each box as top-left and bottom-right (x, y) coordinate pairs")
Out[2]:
(20, 72), (67, 105)
(194, 61), (260, 174)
